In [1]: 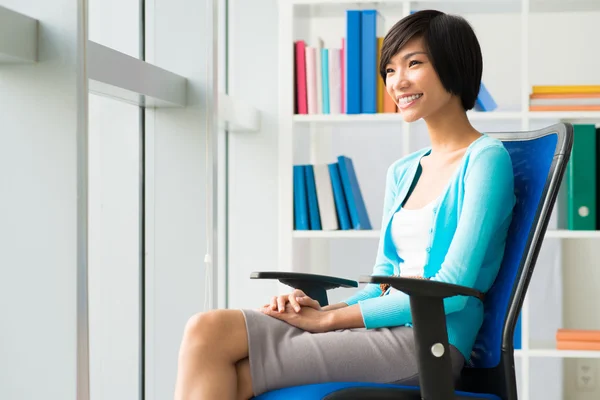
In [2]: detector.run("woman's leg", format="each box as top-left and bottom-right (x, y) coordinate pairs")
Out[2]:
(174, 309), (254, 400)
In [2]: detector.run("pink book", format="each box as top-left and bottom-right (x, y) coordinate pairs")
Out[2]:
(341, 38), (345, 113)
(305, 47), (318, 114)
(295, 41), (308, 114)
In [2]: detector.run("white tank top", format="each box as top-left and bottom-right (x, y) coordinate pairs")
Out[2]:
(390, 198), (437, 279)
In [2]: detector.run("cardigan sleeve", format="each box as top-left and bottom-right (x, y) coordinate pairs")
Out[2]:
(341, 163), (399, 306)
(356, 145), (516, 329)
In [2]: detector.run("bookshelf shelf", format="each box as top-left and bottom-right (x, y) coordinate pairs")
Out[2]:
(528, 111), (600, 120)
(545, 230), (600, 239)
(288, 0), (600, 14)
(293, 230), (380, 238)
(527, 349), (600, 359)
(293, 111), (600, 124)
(294, 111), (524, 123)
(293, 229), (600, 239)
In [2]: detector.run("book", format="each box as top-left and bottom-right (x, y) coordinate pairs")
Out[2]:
(558, 124), (596, 230)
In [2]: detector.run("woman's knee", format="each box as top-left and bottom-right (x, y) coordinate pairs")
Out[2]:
(181, 309), (248, 360)
(183, 310), (224, 346)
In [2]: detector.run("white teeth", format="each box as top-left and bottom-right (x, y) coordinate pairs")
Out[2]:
(399, 94), (423, 104)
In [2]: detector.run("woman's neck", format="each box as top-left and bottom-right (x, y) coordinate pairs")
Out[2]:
(423, 99), (482, 155)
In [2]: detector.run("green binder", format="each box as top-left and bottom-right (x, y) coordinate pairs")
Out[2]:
(559, 124), (596, 230)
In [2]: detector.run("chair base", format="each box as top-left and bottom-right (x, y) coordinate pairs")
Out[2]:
(323, 387), (498, 400)
(253, 382), (500, 400)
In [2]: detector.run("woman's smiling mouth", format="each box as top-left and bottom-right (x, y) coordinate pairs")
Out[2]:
(397, 93), (423, 108)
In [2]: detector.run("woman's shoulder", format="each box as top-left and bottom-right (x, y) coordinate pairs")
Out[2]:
(469, 134), (510, 158)
(465, 134), (513, 173)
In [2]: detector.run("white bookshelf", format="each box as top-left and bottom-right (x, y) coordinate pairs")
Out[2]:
(278, 1), (600, 399)
(293, 229), (600, 240)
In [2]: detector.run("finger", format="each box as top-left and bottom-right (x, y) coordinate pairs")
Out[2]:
(270, 296), (278, 310)
(289, 294), (301, 312)
(297, 296), (319, 309)
(293, 289), (306, 298)
(277, 296), (286, 312)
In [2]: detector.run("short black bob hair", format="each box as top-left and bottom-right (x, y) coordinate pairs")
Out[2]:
(379, 10), (483, 111)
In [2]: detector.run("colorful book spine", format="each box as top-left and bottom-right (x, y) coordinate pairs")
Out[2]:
(305, 165), (322, 230)
(293, 165), (309, 230)
(361, 10), (378, 114)
(295, 41), (307, 115)
(322, 48), (330, 114)
(558, 124), (596, 230)
(293, 158), (371, 231)
(345, 10), (361, 114)
(337, 155), (372, 230)
(305, 46), (317, 114)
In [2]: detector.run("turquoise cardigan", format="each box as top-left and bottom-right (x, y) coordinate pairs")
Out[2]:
(342, 134), (516, 361)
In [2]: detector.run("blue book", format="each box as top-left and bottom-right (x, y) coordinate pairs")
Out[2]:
(345, 10), (361, 114)
(475, 82), (497, 112)
(337, 156), (372, 230)
(322, 48), (330, 114)
(360, 10), (381, 114)
(305, 165), (322, 230)
(293, 165), (309, 230)
(328, 162), (351, 230)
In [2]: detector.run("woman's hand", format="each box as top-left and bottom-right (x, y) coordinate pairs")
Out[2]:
(263, 289), (322, 313)
(260, 303), (330, 333)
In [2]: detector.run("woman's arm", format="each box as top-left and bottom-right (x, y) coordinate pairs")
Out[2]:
(321, 302), (348, 312)
(324, 304), (365, 330)
(355, 145), (516, 329)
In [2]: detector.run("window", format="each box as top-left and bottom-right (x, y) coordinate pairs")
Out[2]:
(88, 0), (143, 399)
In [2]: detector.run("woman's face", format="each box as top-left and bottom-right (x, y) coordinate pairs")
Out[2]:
(384, 36), (456, 123)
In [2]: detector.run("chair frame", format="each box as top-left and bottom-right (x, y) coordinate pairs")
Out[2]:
(251, 123), (574, 400)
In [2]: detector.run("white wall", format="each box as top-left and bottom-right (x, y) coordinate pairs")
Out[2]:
(0, 1), (86, 399)
(228, 5), (600, 400)
(227, 0), (281, 310)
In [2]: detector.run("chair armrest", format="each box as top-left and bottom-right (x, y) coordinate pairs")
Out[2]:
(250, 271), (358, 307)
(358, 275), (484, 302)
(357, 275), (484, 400)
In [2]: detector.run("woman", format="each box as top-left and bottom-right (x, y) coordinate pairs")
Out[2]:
(174, 9), (515, 400)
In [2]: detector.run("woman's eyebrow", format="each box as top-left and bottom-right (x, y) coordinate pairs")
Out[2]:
(402, 51), (428, 59)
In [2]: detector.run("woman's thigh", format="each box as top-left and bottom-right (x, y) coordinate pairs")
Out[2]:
(240, 309), (453, 396)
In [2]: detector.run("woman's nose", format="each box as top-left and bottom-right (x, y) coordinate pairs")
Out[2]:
(392, 74), (409, 91)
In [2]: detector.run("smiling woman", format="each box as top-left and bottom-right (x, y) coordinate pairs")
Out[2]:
(174, 9), (516, 400)
(380, 9), (483, 123)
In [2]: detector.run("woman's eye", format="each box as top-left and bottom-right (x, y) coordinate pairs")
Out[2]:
(386, 68), (394, 74)
(409, 60), (421, 67)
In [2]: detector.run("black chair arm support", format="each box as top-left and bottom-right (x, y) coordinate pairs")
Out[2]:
(359, 275), (485, 400)
(250, 271), (358, 307)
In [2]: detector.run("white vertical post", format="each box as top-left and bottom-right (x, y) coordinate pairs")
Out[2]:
(309, 124), (333, 276)
(278, 0), (294, 278)
(520, 0), (531, 398)
(77, 1), (90, 399)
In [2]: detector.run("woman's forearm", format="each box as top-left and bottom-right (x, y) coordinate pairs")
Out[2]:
(324, 304), (365, 331)
(321, 302), (348, 312)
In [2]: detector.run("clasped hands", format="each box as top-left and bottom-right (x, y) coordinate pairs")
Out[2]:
(258, 289), (330, 333)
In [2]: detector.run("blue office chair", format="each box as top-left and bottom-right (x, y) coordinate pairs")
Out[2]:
(251, 122), (573, 399)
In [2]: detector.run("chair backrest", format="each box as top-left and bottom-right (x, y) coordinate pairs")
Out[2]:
(458, 123), (573, 400)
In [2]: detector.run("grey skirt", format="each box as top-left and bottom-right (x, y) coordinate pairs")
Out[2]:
(239, 309), (464, 397)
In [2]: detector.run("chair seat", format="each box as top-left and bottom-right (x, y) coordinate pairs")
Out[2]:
(253, 382), (500, 400)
